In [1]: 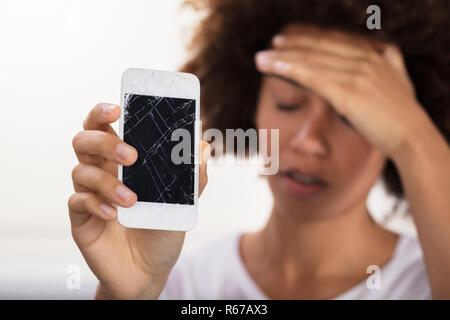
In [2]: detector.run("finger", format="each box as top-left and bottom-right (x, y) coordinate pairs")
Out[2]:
(257, 48), (364, 72)
(382, 44), (408, 74)
(255, 50), (351, 86)
(83, 103), (120, 135)
(382, 44), (416, 96)
(68, 192), (117, 225)
(254, 50), (350, 115)
(73, 130), (138, 166)
(71, 163), (137, 208)
(199, 140), (210, 165)
(199, 141), (210, 196)
(272, 30), (380, 60)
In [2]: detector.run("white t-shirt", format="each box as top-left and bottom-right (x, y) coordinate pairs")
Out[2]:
(159, 232), (431, 299)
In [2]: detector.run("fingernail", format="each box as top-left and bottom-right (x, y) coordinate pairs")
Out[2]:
(272, 35), (285, 45)
(99, 203), (116, 218)
(101, 104), (117, 114)
(273, 60), (290, 72)
(115, 185), (134, 201)
(116, 143), (133, 160)
(255, 51), (274, 68)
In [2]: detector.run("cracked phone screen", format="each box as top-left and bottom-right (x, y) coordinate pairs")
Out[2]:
(122, 93), (195, 205)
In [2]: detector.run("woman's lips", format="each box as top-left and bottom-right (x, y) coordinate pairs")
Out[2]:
(280, 169), (328, 197)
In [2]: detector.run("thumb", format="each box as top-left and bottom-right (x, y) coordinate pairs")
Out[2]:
(199, 141), (210, 197)
(383, 44), (416, 97)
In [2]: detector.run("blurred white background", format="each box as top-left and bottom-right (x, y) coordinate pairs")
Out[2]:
(0, 0), (415, 299)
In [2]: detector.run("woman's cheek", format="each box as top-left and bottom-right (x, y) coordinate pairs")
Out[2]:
(332, 136), (386, 197)
(255, 109), (287, 157)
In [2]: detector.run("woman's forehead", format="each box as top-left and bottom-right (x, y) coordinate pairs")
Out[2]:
(265, 75), (307, 91)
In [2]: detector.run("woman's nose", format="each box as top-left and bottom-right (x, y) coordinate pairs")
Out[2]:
(289, 107), (329, 157)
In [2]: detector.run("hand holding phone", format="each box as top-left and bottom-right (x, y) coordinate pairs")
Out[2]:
(68, 69), (208, 299)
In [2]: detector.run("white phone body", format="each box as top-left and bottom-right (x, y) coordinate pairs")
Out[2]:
(118, 68), (200, 231)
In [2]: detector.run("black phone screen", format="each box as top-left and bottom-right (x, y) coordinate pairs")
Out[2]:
(122, 93), (195, 205)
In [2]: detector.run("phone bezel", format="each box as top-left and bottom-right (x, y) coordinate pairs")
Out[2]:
(118, 68), (200, 231)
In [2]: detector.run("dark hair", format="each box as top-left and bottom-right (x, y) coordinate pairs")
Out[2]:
(181, 0), (450, 198)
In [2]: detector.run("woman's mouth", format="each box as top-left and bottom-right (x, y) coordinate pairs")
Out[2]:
(281, 169), (328, 197)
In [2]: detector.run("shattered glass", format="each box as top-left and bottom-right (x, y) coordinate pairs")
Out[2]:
(122, 93), (195, 205)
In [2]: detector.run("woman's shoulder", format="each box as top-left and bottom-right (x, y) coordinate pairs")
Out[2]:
(388, 233), (430, 282)
(381, 233), (432, 298)
(337, 233), (432, 299)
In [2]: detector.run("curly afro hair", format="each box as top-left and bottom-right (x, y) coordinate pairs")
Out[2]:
(181, 0), (450, 198)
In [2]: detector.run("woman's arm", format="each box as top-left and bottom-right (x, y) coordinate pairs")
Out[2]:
(391, 118), (450, 299)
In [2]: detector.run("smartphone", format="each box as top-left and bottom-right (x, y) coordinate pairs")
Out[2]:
(118, 68), (200, 231)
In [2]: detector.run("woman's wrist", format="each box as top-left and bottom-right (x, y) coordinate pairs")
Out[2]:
(390, 108), (447, 166)
(94, 272), (169, 300)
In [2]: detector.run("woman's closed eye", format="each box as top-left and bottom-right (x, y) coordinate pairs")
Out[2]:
(276, 103), (300, 112)
(276, 99), (308, 112)
(338, 114), (353, 128)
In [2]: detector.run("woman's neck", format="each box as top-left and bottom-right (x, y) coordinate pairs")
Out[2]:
(243, 201), (399, 280)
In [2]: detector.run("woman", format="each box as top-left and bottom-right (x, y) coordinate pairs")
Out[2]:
(68, 0), (450, 299)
